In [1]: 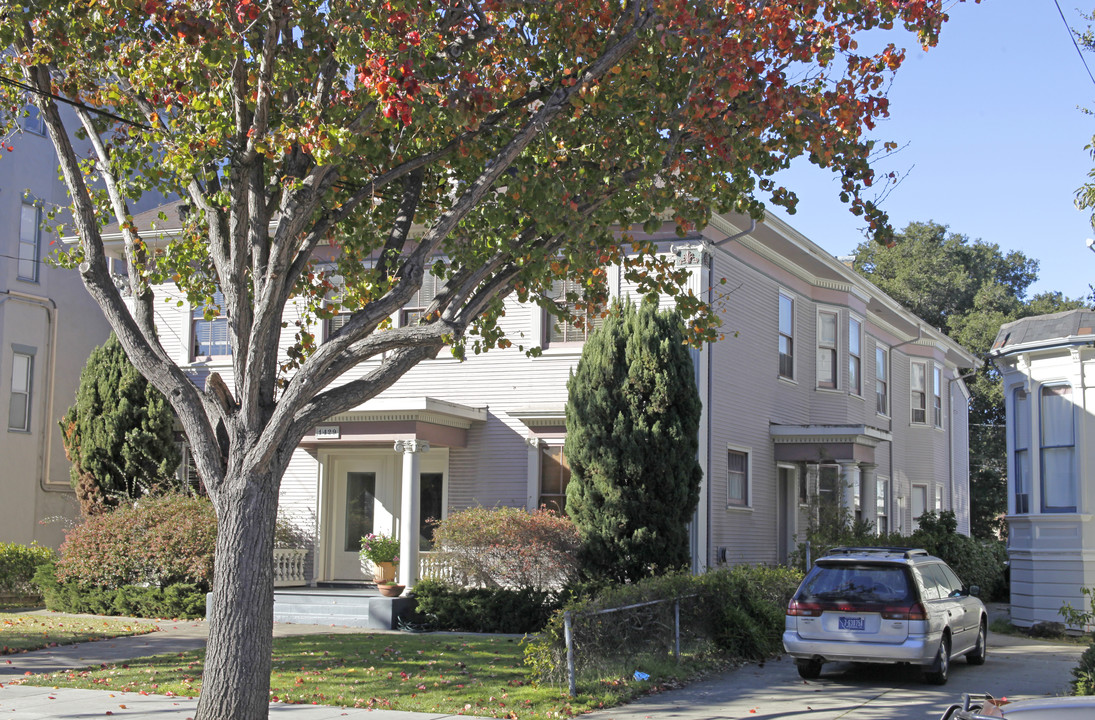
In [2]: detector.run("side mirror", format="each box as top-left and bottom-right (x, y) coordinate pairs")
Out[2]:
(968, 585), (981, 598)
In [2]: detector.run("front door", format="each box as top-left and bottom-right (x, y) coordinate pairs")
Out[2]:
(330, 457), (392, 580)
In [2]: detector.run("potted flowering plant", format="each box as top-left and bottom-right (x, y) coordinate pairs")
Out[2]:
(360, 533), (399, 584)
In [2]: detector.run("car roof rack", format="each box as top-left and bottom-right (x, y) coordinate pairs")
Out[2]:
(825, 546), (929, 559)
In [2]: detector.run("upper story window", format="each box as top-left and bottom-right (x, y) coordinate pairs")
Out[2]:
(933, 366), (943, 428)
(778, 292), (794, 379)
(848, 317), (862, 395)
(816, 310), (838, 389)
(7, 349), (33, 432)
(875, 346), (888, 415)
(1013, 387), (1031, 514)
(544, 278), (604, 345)
(910, 361), (927, 424)
(401, 271), (444, 327)
(192, 292), (231, 359)
(1040, 384), (1076, 513)
(18, 202), (40, 282)
(22, 104), (45, 136)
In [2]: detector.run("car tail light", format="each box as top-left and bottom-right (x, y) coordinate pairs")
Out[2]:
(787, 599), (822, 617)
(881, 602), (927, 620)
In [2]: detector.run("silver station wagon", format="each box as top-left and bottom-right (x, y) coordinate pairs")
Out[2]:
(782, 547), (988, 684)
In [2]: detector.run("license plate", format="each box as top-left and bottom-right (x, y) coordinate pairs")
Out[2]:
(838, 616), (865, 631)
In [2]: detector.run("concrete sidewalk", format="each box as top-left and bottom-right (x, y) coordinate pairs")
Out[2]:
(0, 616), (492, 719)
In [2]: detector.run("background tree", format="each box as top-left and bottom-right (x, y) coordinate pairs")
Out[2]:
(60, 333), (183, 516)
(1, 2), (962, 717)
(564, 300), (702, 582)
(852, 221), (1086, 538)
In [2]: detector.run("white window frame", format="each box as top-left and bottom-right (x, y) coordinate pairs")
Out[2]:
(1040, 383), (1077, 513)
(911, 483), (928, 528)
(876, 476), (889, 534)
(848, 315), (862, 396)
(544, 277), (605, 346)
(778, 291), (795, 381)
(1012, 387), (1031, 514)
(910, 360), (928, 425)
(875, 344), (888, 416)
(816, 309), (839, 390)
(191, 291), (231, 360)
(933, 365), (944, 429)
(538, 442), (571, 515)
(22, 104), (46, 136)
(7, 347), (34, 432)
(726, 445), (752, 509)
(18, 201), (41, 283)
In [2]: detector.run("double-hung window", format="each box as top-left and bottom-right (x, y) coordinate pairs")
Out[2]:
(875, 346), (888, 415)
(8, 349), (33, 431)
(817, 310), (838, 389)
(933, 366), (943, 428)
(876, 477), (888, 534)
(727, 449), (749, 507)
(545, 278), (604, 345)
(18, 202), (40, 282)
(1040, 384), (1076, 513)
(848, 317), (862, 395)
(1013, 388), (1031, 514)
(778, 292), (794, 379)
(402, 270), (444, 327)
(910, 361), (927, 424)
(192, 291), (231, 359)
(22, 104), (45, 135)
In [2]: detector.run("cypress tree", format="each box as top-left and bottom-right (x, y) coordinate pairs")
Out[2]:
(564, 299), (702, 582)
(60, 333), (183, 515)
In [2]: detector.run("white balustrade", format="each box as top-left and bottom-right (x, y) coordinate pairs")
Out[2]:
(273, 548), (307, 587)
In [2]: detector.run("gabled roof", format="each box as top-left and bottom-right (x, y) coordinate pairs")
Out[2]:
(990, 309), (1095, 357)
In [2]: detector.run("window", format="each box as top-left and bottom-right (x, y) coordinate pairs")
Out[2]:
(911, 484), (928, 528)
(22, 104), (45, 135)
(875, 346), (888, 415)
(539, 445), (571, 514)
(7, 350), (33, 431)
(545, 278), (604, 344)
(848, 317), (862, 395)
(1040, 384), (1076, 513)
(344, 471), (377, 552)
(817, 310), (838, 388)
(1013, 388), (1031, 514)
(18, 202), (40, 282)
(933, 366), (943, 428)
(420, 472), (444, 550)
(402, 270), (444, 327)
(192, 292), (231, 358)
(727, 449), (749, 507)
(778, 292), (794, 379)
(910, 361), (927, 424)
(326, 311), (352, 339)
(817, 464), (841, 528)
(876, 477), (888, 534)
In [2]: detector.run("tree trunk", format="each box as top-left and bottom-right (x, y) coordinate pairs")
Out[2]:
(196, 469), (280, 720)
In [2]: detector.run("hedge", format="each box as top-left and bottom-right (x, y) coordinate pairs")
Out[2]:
(411, 579), (562, 633)
(0, 542), (55, 596)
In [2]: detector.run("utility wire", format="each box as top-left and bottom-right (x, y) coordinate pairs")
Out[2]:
(1053, 0), (1095, 89)
(0, 74), (152, 130)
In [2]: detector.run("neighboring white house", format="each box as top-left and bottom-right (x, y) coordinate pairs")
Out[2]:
(99, 202), (977, 585)
(990, 309), (1095, 628)
(0, 106), (119, 548)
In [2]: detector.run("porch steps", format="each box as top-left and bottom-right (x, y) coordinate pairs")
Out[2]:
(272, 587), (414, 630)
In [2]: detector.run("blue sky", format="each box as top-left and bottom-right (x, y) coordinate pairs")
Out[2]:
(767, 0), (1095, 302)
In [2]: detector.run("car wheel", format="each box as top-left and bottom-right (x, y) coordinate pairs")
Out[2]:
(796, 659), (823, 680)
(966, 620), (987, 666)
(924, 635), (950, 685)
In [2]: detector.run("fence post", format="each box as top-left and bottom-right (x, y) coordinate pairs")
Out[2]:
(673, 598), (681, 661)
(564, 610), (576, 697)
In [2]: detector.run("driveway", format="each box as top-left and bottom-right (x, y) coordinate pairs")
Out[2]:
(583, 631), (1085, 720)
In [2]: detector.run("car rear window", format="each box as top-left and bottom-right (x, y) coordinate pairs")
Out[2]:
(798, 563), (914, 604)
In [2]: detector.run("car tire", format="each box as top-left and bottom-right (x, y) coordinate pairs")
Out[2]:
(924, 635), (950, 685)
(796, 659), (823, 680)
(966, 620), (987, 666)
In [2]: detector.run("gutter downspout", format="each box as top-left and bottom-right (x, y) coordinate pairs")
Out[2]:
(711, 219), (757, 248)
(0, 289), (62, 493)
(948, 371), (977, 533)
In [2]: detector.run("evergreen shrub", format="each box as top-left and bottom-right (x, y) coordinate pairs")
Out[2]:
(33, 562), (206, 618)
(0, 542), (55, 596)
(411, 579), (561, 633)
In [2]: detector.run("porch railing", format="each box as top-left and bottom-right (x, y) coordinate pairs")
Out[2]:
(273, 548), (308, 587)
(418, 551), (465, 584)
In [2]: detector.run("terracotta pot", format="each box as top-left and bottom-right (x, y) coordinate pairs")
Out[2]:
(378, 583), (405, 598)
(371, 561), (397, 583)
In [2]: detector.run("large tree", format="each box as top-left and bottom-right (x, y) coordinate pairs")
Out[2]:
(564, 300), (701, 582)
(851, 221), (1086, 537)
(1, 2), (962, 717)
(60, 333), (183, 516)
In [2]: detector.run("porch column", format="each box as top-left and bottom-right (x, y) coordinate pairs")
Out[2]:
(860, 463), (878, 535)
(838, 460), (860, 526)
(525, 437), (542, 511)
(805, 463), (820, 525)
(395, 439), (429, 588)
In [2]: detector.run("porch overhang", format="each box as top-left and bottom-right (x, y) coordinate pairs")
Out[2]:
(770, 423), (891, 464)
(299, 396), (486, 450)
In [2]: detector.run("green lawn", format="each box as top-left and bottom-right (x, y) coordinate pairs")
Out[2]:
(1, 613), (158, 654)
(19, 632), (718, 718)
